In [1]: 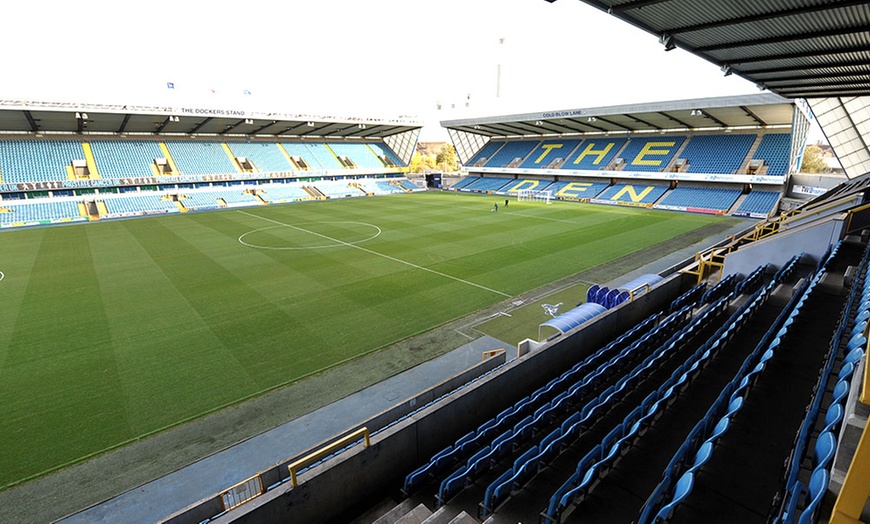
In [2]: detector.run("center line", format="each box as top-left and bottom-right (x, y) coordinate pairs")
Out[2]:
(237, 210), (511, 298)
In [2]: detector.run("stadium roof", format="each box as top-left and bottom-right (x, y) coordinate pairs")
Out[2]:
(441, 93), (795, 138)
(571, 0), (870, 99)
(0, 100), (421, 139)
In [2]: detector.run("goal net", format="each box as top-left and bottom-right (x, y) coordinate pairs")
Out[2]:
(517, 189), (553, 204)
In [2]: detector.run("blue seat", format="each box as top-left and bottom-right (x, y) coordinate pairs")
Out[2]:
(688, 441), (713, 473)
(654, 471), (694, 522)
(708, 417), (730, 443)
(832, 380), (850, 405)
(437, 465), (468, 506)
(797, 468), (829, 524)
(822, 404), (844, 435)
(839, 362), (856, 381)
(814, 431), (837, 472)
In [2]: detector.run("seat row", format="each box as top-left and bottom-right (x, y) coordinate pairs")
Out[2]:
(641, 253), (826, 523)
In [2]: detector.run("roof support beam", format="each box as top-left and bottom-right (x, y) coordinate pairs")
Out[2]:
(740, 106), (767, 126)
(658, 111), (691, 128)
(219, 119), (244, 135)
(594, 116), (633, 131)
(727, 44), (870, 65)
(611, 0), (674, 12)
(23, 110), (38, 133)
(191, 117), (214, 134)
(699, 111), (729, 128)
(154, 117), (172, 134)
(694, 25), (870, 52)
(741, 59), (870, 75)
(629, 115), (662, 130)
(752, 69), (870, 83)
(764, 78), (870, 90)
(252, 121), (277, 134)
(117, 114), (131, 134)
(665, 0), (867, 35)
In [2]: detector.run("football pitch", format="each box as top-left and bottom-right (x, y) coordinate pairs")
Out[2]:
(0, 191), (733, 488)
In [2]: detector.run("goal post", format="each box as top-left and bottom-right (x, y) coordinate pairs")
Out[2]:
(517, 189), (553, 204)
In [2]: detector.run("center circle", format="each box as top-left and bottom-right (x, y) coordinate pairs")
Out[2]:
(238, 221), (381, 250)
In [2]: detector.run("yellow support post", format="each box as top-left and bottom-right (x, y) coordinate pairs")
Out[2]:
(158, 143), (180, 175)
(81, 142), (101, 179)
(65, 165), (76, 180)
(221, 143), (243, 173)
(77, 203), (88, 217)
(287, 428), (370, 488)
(366, 143), (387, 167)
(96, 201), (108, 215)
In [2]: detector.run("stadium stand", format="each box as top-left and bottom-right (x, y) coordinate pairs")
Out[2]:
(164, 141), (239, 175)
(225, 142), (293, 172)
(655, 186), (742, 214)
(679, 134), (756, 174)
(304, 143), (344, 170)
(0, 140), (85, 183)
(562, 138), (627, 170)
(484, 140), (539, 168)
(102, 194), (179, 216)
(462, 177), (512, 193)
(520, 140), (581, 169)
(280, 143), (326, 170)
(594, 183), (668, 205)
(0, 200), (83, 225)
(368, 143), (405, 167)
(733, 190), (781, 218)
(753, 134), (792, 176)
(467, 141), (505, 167)
(327, 143), (385, 169)
(91, 141), (166, 178)
(501, 178), (554, 194)
(547, 180), (611, 200)
(618, 136), (686, 172)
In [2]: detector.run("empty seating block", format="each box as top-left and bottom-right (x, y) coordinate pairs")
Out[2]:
(0, 200), (82, 224)
(734, 190), (780, 217)
(619, 136), (686, 172)
(328, 143), (385, 169)
(484, 140), (540, 167)
(754, 134), (791, 175)
(164, 142), (237, 175)
(519, 140), (580, 168)
(103, 195), (178, 215)
(467, 141), (505, 166)
(463, 177), (511, 192)
(304, 143), (343, 170)
(257, 183), (310, 202)
(503, 179), (554, 194)
(226, 143), (293, 172)
(562, 138), (627, 170)
(680, 134), (756, 174)
(596, 183), (667, 204)
(281, 143), (324, 170)
(0, 140), (85, 183)
(91, 141), (165, 178)
(657, 187), (741, 212)
(548, 180), (610, 200)
(368, 143), (405, 167)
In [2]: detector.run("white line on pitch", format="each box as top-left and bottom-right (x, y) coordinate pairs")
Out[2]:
(237, 211), (511, 298)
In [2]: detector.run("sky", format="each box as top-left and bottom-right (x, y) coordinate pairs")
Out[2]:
(1, 0), (784, 141)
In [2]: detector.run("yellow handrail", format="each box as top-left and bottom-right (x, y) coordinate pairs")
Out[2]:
(287, 427), (370, 487)
(219, 473), (264, 512)
(482, 348), (505, 361)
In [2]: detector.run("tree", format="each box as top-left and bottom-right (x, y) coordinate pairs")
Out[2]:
(435, 144), (459, 172)
(409, 152), (436, 173)
(800, 145), (829, 174)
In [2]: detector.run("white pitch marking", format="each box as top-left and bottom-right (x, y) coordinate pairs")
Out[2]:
(237, 210), (511, 298)
(0, 271), (4, 283)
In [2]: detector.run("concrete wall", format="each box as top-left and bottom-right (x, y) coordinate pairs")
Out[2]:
(207, 274), (689, 524)
(722, 216), (845, 279)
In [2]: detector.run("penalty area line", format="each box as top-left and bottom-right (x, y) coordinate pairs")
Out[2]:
(237, 210), (511, 298)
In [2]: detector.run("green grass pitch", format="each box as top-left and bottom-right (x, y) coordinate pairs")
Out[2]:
(0, 191), (729, 488)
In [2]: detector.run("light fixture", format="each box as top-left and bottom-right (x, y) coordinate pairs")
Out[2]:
(307, 121), (315, 127)
(690, 109), (703, 117)
(720, 64), (732, 76)
(587, 117), (597, 123)
(659, 33), (676, 51)
(244, 118), (254, 124)
(535, 120), (544, 126)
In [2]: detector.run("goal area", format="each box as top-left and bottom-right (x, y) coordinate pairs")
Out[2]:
(517, 189), (553, 204)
